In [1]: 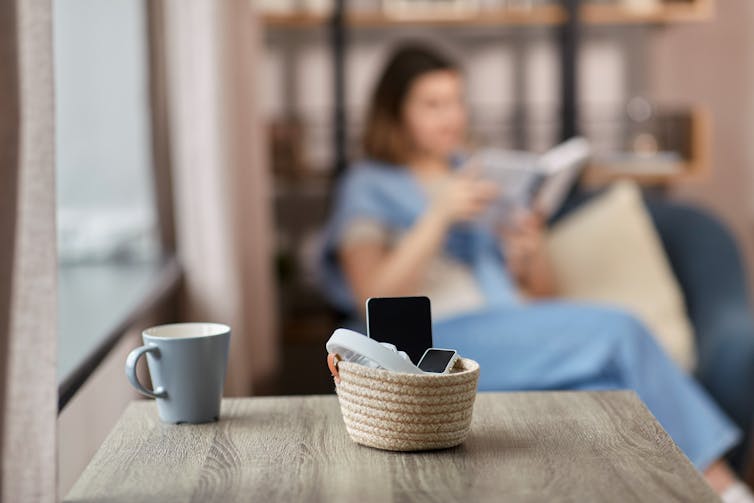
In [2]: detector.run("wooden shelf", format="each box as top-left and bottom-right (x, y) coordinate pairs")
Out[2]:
(583, 106), (710, 187)
(263, 5), (565, 28)
(262, 12), (332, 29)
(581, 0), (714, 25)
(262, 1), (713, 29)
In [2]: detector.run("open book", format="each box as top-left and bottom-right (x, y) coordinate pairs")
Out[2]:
(462, 137), (591, 224)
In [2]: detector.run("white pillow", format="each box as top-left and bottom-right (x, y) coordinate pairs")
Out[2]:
(546, 181), (696, 370)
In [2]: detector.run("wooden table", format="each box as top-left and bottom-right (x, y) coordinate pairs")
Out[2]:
(65, 391), (719, 502)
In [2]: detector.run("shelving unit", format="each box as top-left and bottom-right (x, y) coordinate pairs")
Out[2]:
(263, 0), (714, 185)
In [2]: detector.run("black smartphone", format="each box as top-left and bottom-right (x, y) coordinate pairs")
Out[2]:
(418, 349), (458, 374)
(365, 296), (433, 365)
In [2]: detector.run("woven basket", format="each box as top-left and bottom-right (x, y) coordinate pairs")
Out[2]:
(329, 355), (480, 451)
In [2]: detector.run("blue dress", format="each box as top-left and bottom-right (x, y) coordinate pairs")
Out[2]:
(316, 160), (740, 470)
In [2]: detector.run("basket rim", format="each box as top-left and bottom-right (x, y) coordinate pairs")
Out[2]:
(335, 356), (479, 380)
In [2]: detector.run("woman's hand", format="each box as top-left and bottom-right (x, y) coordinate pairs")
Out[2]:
(499, 211), (557, 298)
(341, 171), (498, 310)
(500, 212), (545, 270)
(428, 172), (499, 225)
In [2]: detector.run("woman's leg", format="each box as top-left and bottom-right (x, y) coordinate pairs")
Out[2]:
(433, 301), (741, 471)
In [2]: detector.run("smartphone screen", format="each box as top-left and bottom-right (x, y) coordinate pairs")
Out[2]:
(418, 349), (457, 373)
(366, 296), (433, 365)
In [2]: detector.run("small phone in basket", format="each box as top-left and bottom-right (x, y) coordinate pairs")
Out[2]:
(417, 348), (458, 374)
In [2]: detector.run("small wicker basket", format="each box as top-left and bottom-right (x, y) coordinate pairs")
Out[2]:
(328, 355), (480, 452)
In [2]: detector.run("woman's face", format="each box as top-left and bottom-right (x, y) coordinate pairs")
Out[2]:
(401, 69), (467, 161)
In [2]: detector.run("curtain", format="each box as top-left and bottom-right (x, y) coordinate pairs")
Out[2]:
(0, 0), (57, 500)
(162, 0), (279, 395)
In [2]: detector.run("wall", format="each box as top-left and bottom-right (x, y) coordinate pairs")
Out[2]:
(650, 0), (754, 293)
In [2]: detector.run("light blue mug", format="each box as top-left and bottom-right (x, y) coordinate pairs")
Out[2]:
(125, 322), (231, 424)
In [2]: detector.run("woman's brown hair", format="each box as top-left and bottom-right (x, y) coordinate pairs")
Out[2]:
(363, 44), (458, 166)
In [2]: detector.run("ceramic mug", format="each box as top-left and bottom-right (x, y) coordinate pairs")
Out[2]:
(125, 322), (230, 424)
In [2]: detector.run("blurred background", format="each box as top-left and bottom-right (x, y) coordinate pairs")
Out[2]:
(48, 0), (754, 496)
(258, 0), (752, 394)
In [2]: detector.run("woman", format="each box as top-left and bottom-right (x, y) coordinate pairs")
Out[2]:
(317, 44), (750, 499)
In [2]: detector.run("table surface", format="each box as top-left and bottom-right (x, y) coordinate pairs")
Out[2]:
(65, 391), (719, 503)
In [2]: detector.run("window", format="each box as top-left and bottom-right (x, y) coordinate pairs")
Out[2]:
(54, 0), (164, 398)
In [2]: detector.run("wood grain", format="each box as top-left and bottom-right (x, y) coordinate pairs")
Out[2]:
(65, 392), (719, 502)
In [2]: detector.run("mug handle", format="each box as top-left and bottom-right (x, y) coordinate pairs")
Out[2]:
(125, 345), (167, 399)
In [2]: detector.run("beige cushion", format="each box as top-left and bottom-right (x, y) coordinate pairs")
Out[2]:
(546, 181), (696, 370)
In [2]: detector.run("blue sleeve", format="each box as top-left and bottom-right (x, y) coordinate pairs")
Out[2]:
(314, 162), (406, 313)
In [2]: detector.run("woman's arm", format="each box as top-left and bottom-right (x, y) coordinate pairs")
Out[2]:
(500, 213), (558, 298)
(340, 210), (450, 310)
(340, 173), (498, 312)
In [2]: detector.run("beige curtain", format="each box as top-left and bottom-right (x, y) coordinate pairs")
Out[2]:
(162, 0), (279, 395)
(0, 0), (57, 501)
